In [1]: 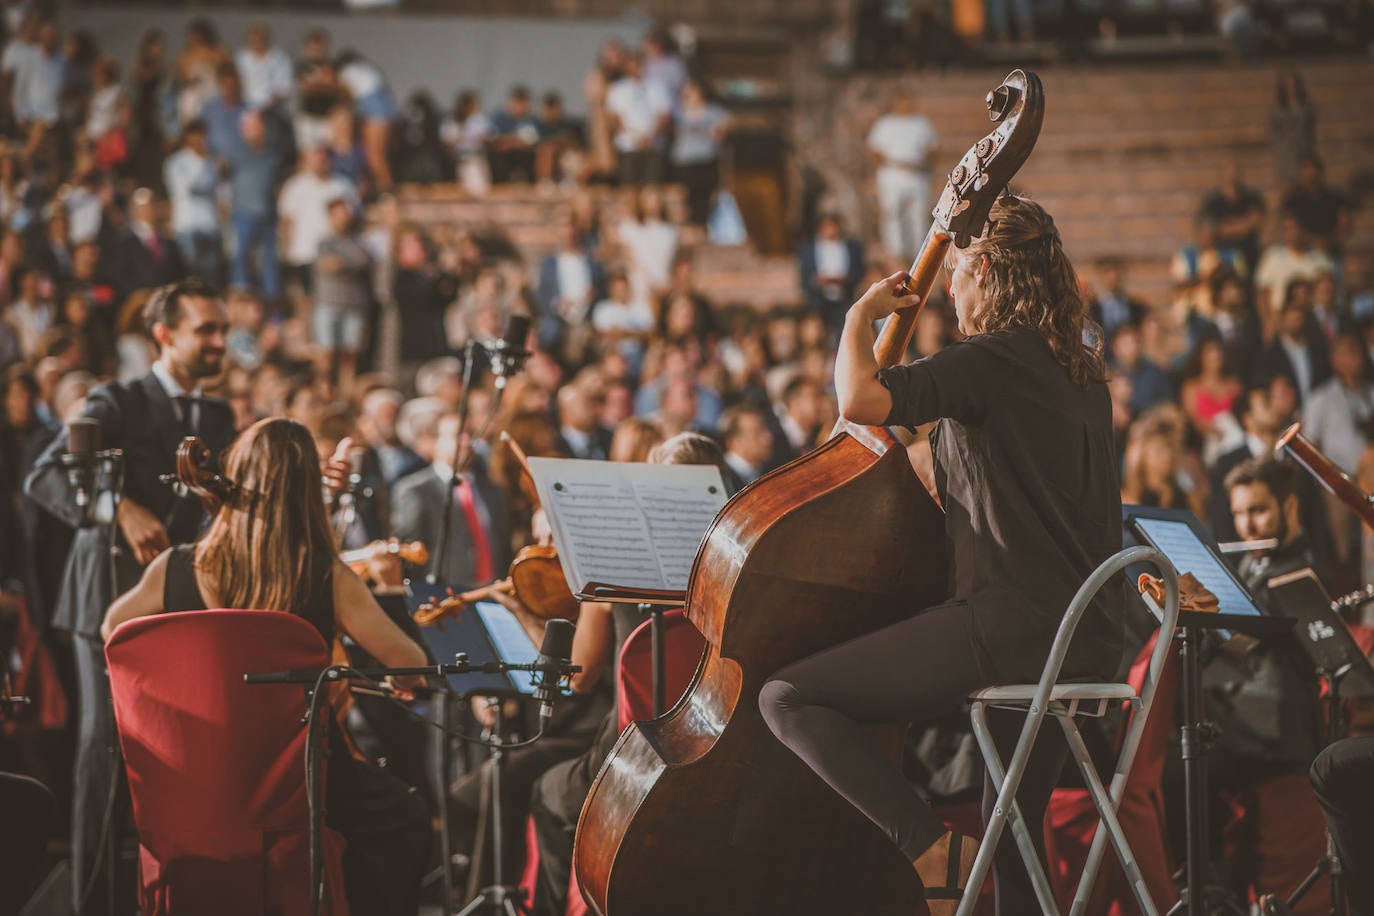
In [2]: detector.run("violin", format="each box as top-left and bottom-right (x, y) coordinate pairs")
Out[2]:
(573, 71), (1044, 916)
(340, 538), (430, 578)
(414, 544), (579, 625)
(415, 432), (578, 625)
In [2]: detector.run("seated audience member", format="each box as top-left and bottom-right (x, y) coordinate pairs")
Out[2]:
(1281, 154), (1350, 257)
(1180, 334), (1242, 458)
(591, 272), (654, 373)
(535, 91), (584, 184)
(1254, 295), (1331, 405)
(488, 85), (540, 184)
(100, 417), (431, 916)
(1197, 154), (1266, 270)
(1171, 219), (1248, 286)
(773, 375), (826, 461)
(358, 387), (424, 486)
(390, 410), (509, 586)
(555, 384), (611, 460)
(720, 404), (776, 487)
(1120, 413), (1204, 518)
(1204, 269), (1263, 385)
(535, 222), (604, 358)
(1302, 330), (1374, 568)
(799, 213), (866, 335)
(1109, 321), (1172, 415)
(1089, 257), (1148, 343)
(1254, 212), (1336, 326)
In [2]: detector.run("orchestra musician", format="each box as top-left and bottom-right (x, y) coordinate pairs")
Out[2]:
(24, 278), (238, 912)
(100, 416), (431, 916)
(759, 195), (1123, 915)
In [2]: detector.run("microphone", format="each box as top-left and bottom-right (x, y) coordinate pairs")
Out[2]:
(532, 618), (575, 729)
(62, 418), (99, 509)
(486, 313), (532, 389)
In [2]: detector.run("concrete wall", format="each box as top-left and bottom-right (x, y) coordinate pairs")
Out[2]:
(58, 3), (651, 114)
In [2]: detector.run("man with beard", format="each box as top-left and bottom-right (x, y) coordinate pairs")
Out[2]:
(25, 278), (235, 913)
(1203, 457), (1325, 903)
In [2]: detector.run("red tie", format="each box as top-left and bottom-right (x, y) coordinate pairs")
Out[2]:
(456, 479), (495, 584)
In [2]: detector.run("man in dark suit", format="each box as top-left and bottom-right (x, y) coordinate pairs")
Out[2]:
(390, 410), (509, 588)
(799, 213), (865, 335)
(554, 385), (611, 461)
(1253, 296), (1331, 405)
(24, 278), (235, 913)
(100, 189), (186, 302)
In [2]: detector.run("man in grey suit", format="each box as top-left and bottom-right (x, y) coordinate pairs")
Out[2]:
(25, 278), (236, 913)
(390, 410), (509, 587)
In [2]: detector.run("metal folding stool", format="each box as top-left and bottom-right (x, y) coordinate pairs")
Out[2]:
(955, 546), (1181, 916)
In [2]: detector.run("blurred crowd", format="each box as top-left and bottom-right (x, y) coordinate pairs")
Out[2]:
(0, 5), (1369, 909)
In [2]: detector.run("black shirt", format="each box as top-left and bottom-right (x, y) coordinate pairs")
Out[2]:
(879, 326), (1123, 683)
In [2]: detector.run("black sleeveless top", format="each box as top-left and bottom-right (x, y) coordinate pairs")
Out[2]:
(163, 544), (338, 643)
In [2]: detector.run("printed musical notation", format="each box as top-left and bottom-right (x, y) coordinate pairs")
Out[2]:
(528, 458), (729, 594)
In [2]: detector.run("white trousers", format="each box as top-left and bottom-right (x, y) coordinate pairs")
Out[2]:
(876, 166), (933, 261)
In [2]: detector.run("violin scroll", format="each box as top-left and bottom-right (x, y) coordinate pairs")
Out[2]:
(163, 436), (238, 512)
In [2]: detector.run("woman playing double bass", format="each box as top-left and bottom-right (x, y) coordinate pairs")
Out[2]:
(760, 195), (1124, 915)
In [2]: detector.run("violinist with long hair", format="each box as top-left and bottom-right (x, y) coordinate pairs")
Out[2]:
(102, 417), (431, 916)
(760, 195), (1123, 915)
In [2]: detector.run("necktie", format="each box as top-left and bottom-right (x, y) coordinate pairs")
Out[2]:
(456, 479), (495, 584)
(172, 395), (197, 434)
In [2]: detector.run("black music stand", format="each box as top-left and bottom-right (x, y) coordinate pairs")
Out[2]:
(408, 583), (542, 916)
(1125, 507), (1297, 916)
(584, 585), (688, 718)
(1267, 568), (1374, 915)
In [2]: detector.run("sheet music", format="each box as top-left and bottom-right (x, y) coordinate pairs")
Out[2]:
(529, 458), (728, 593)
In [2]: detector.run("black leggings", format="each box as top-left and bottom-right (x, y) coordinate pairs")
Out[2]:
(759, 601), (1067, 916)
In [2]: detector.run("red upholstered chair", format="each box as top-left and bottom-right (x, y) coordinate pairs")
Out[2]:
(616, 609), (707, 731)
(105, 609), (350, 916)
(1044, 630), (1181, 914)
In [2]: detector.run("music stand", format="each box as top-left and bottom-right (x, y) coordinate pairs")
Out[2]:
(583, 586), (688, 718)
(1124, 507), (1296, 916)
(408, 583), (541, 916)
(1266, 568), (1374, 915)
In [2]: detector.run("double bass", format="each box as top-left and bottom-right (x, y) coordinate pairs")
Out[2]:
(573, 70), (1045, 915)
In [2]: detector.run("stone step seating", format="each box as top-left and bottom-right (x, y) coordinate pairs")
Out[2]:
(905, 56), (1374, 302)
(391, 182), (800, 307)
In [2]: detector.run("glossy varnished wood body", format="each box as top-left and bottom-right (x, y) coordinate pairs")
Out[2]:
(573, 424), (949, 915)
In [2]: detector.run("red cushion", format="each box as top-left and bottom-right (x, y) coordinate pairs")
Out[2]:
(106, 609), (350, 916)
(1045, 632), (1181, 913)
(616, 609), (706, 731)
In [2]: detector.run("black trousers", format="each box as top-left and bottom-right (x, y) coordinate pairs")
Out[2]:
(326, 750), (432, 916)
(673, 159), (718, 225)
(70, 632), (125, 914)
(759, 601), (1067, 916)
(528, 713), (619, 916)
(0, 772), (57, 916)
(1309, 736), (1374, 914)
(448, 735), (595, 889)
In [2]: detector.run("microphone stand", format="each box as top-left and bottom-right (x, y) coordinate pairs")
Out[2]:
(244, 656), (579, 916)
(429, 340), (487, 587)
